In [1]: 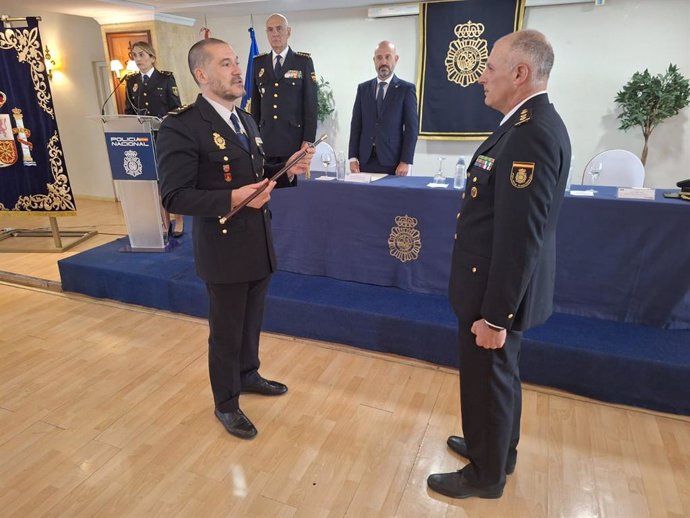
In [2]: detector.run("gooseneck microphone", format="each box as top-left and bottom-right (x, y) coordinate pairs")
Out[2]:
(100, 73), (133, 116)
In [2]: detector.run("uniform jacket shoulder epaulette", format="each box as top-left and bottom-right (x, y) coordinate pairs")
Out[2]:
(255, 52), (269, 58)
(168, 104), (193, 116)
(159, 70), (174, 77)
(513, 107), (531, 127)
(294, 51), (311, 58)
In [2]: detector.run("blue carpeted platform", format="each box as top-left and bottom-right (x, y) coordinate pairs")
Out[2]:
(58, 235), (690, 415)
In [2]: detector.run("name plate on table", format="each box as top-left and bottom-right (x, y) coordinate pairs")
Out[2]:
(617, 187), (655, 200)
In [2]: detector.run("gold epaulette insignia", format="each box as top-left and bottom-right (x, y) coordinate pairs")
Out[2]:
(295, 51), (311, 58)
(255, 52), (269, 58)
(514, 108), (531, 126)
(160, 70), (173, 76)
(169, 104), (192, 115)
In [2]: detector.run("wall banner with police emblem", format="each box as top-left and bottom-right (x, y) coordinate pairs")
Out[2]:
(104, 132), (158, 181)
(417, 0), (525, 140)
(0, 17), (77, 213)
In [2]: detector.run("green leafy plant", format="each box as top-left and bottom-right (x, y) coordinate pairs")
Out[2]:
(614, 64), (690, 165)
(316, 76), (335, 123)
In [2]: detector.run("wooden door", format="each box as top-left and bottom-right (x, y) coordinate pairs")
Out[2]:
(105, 30), (151, 114)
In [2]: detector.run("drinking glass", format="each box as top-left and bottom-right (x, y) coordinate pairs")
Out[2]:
(589, 161), (602, 190)
(321, 152), (333, 177)
(435, 156), (446, 184)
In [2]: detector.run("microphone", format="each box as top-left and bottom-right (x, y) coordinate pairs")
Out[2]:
(100, 73), (133, 116)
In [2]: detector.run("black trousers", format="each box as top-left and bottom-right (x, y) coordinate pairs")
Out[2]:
(360, 146), (396, 175)
(458, 320), (522, 487)
(206, 275), (271, 413)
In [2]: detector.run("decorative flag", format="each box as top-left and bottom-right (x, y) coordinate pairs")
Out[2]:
(417, 0), (526, 140)
(241, 26), (259, 110)
(0, 17), (76, 213)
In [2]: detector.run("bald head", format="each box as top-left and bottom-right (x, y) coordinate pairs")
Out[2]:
(266, 13), (291, 53)
(373, 40), (399, 80)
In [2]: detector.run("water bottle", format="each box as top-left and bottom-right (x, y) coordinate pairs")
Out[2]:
(336, 151), (346, 181)
(454, 156), (467, 189)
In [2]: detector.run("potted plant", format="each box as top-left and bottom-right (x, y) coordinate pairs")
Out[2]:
(316, 76), (335, 123)
(614, 64), (690, 166)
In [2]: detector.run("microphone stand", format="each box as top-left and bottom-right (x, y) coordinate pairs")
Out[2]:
(100, 73), (132, 117)
(219, 134), (327, 224)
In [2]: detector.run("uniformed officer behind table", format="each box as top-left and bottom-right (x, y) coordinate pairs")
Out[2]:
(427, 30), (571, 499)
(251, 13), (317, 166)
(156, 37), (314, 440)
(124, 41), (181, 118)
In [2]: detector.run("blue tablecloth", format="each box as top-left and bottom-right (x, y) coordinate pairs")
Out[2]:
(270, 176), (689, 329)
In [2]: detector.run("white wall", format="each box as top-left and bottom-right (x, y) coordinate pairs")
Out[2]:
(202, 0), (690, 188)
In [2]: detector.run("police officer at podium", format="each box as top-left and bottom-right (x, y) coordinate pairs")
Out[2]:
(124, 41), (181, 118)
(251, 13), (318, 166)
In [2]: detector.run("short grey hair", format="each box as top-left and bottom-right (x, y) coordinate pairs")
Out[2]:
(509, 30), (554, 82)
(188, 37), (227, 85)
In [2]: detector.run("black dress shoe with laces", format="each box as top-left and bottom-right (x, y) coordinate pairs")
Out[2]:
(241, 376), (288, 396)
(214, 408), (257, 439)
(427, 467), (503, 499)
(446, 436), (516, 474)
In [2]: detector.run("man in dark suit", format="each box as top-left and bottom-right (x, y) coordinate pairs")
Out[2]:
(427, 30), (571, 498)
(124, 41), (181, 117)
(348, 41), (418, 176)
(251, 13), (318, 166)
(156, 38), (313, 440)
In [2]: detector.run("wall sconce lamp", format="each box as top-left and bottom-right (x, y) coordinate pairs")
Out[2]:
(110, 59), (124, 75)
(44, 45), (56, 79)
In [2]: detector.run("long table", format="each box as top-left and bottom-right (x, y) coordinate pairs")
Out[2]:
(270, 175), (689, 329)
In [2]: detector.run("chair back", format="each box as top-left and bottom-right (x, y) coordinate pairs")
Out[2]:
(582, 149), (645, 187)
(309, 141), (335, 172)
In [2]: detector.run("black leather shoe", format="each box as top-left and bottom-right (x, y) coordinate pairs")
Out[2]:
(427, 468), (503, 499)
(446, 436), (516, 474)
(214, 408), (257, 439)
(171, 216), (184, 238)
(241, 376), (288, 396)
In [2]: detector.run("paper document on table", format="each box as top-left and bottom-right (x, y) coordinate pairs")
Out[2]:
(617, 187), (655, 200)
(314, 175), (335, 181)
(569, 189), (596, 196)
(427, 182), (449, 188)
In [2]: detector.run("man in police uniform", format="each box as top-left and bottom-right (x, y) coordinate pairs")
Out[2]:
(427, 30), (571, 499)
(251, 13), (317, 165)
(124, 41), (181, 117)
(156, 38), (313, 440)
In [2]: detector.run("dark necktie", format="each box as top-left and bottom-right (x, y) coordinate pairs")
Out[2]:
(230, 112), (250, 152)
(376, 81), (385, 118)
(274, 55), (283, 79)
(142, 74), (149, 84)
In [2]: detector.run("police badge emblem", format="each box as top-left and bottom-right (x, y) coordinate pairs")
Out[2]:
(123, 150), (143, 178)
(258, 68), (265, 78)
(213, 132), (226, 150)
(388, 215), (422, 263)
(133, 83), (139, 92)
(445, 21), (489, 87)
(510, 162), (535, 188)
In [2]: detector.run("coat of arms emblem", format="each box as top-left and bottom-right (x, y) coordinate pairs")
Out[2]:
(123, 149), (143, 177)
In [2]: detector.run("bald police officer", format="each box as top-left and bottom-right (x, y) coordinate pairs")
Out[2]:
(251, 13), (318, 165)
